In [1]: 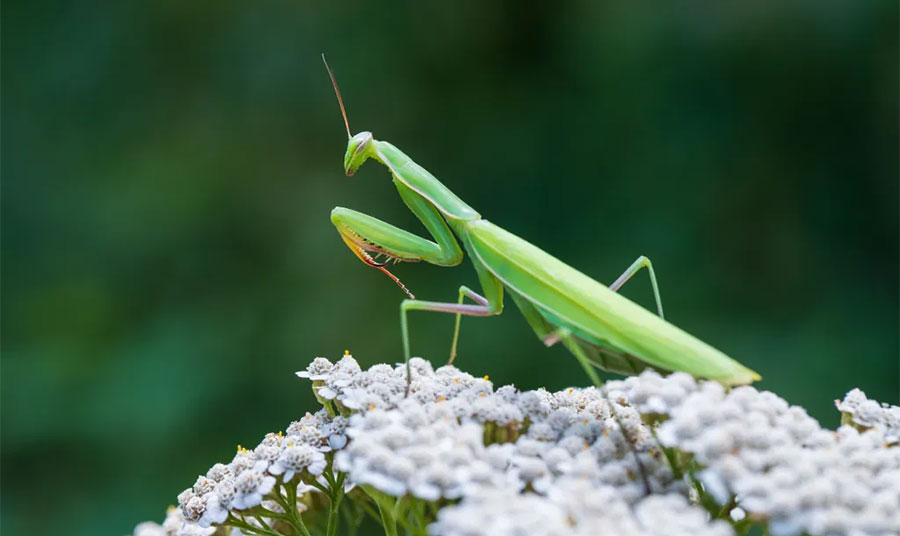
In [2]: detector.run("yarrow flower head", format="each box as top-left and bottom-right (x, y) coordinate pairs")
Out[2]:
(657, 380), (900, 535)
(134, 356), (900, 536)
(269, 443), (327, 481)
(836, 387), (900, 444)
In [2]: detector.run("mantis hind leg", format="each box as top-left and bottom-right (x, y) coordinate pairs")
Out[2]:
(508, 291), (651, 381)
(507, 291), (603, 386)
(610, 255), (664, 319)
(555, 328), (604, 387)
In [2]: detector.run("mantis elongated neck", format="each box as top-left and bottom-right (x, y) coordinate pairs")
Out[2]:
(373, 140), (481, 222)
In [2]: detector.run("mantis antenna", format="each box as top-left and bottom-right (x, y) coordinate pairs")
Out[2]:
(322, 53), (351, 139)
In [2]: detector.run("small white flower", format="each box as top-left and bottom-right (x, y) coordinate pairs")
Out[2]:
(183, 495), (206, 523)
(269, 444), (327, 481)
(230, 448), (266, 475)
(339, 386), (381, 410)
(197, 479), (235, 527)
(296, 357), (334, 380)
(252, 444), (281, 471)
(314, 385), (338, 400)
(325, 415), (350, 449)
(231, 469), (276, 510)
(286, 421), (329, 452)
(527, 422), (558, 442)
(205, 463), (231, 482)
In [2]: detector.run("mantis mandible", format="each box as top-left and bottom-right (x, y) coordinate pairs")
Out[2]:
(322, 56), (760, 391)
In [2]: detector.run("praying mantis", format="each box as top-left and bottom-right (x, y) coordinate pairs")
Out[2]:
(322, 56), (760, 390)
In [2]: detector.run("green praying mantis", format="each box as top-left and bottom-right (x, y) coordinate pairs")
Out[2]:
(322, 56), (760, 390)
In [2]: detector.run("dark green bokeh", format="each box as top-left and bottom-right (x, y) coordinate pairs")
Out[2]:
(2, 2), (897, 534)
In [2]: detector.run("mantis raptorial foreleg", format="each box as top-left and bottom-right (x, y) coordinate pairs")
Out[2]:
(609, 255), (664, 319)
(331, 181), (462, 266)
(331, 180), (464, 297)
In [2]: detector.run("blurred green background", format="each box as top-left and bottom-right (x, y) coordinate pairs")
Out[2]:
(2, 1), (897, 534)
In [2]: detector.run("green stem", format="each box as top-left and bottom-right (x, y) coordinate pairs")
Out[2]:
(649, 427), (684, 479)
(253, 515), (273, 531)
(340, 500), (363, 536)
(323, 468), (337, 488)
(686, 467), (721, 517)
(359, 499), (383, 524)
(375, 500), (399, 536)
(716, 495), (738, 519)
(393, 498), (428, 536)
(224, 513), (284, 536)
(361, 485), (399, 536)
(246, 503), (292, 522)
(395, 513), (424, 535)
(285, 480), (313, 536)
(326, 473), (347, 536)
(310, 479), (330, 495)
(412, 499), (429, 534)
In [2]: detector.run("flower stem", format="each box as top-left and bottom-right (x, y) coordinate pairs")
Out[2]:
(253, 515), (271, 529)
(340, 500), (364, 536)
(411, 499), (429, 534)
(285, 480), (313, 536)
(361, 485), (399, 536)
(326, 473), (346, 536)
(375, 499), (399, 536)
(649, 427), (685, 479)
(225, 513), (284, 536)
(358, 499), (383, 524)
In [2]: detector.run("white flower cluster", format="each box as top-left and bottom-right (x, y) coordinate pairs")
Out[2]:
(431, 480), (733, 536)
(132, 356), (900, 536)
(169, 408), (344, 532)
(313, 356), (685, 503)
(602, 370), (702, 416)
(656, 378), (900, 536)
(311, 355), (705, 534)
(836, 388), (900, 444)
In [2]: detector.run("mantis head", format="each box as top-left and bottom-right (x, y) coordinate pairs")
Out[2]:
(344, 131), (373, 176)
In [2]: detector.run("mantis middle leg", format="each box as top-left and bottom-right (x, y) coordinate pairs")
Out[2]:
(401, 259), (503, 393)
(609, 255), (664, 319)
(448, 285), (488, 365)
